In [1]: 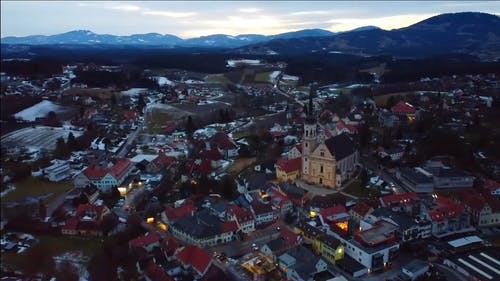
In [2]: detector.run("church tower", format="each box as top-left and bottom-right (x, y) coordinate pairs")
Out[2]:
(302, 83), (317, 177)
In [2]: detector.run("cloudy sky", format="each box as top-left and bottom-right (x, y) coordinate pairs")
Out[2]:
(1, 1), (498, 38)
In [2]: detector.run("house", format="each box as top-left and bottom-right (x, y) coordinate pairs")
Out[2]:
(61, 203), (109, 237)
(295, 221), (344, 265)
(378, 147), (405, 162)
(266, 185), (293, 215)
(378, 109), (400, 128)
(251, 199), (275, 226)
(301, 89), (359, 188)
(379, 192), (420, 213)
(279, 182), (308, 207)
(288, 144), (302, 159)
(427, 196), (471, 238)
(349, 201), (374, 223)
(175, 245), (213, 278)
(366, 208), (431, 243)
(334, 119), (358, 136)
(391, 101), (416, 123)
(226, 204), (255, 233)
(147, 152), (175, 174)
(129, 232), (161, 253)
(162, 200), (196, 223)
(209, 132), (238, 158)
(74, 158), (134, 193)
(144, 261), (172, 281)
(278, 245), (328, 281)
(424, 165), (474, 189)
(276, 157), (302, 182)
(454, 190), (500, 227)
(169, 209), (238, 247)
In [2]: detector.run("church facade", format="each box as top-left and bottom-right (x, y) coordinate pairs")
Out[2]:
(301, 84), (359, 189)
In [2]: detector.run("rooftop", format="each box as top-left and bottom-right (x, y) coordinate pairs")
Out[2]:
(354, 220), (398, 247)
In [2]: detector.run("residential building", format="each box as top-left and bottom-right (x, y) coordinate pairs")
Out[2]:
(209, 132), (239, 158)
(266, 185), (294, 215)
(61, 203), (109, 237)
(391, 101), (416, 123)
(378, 109), (400, 128)
(400, 260), (429, 281)
(251, 199), (275, 226)
(175, 245), (213, 279)
(169, 209), (238, 247)
(454, 190), (500, 227)
(42, 159), (71, 182)
(278, 245), (328, 281)
(427, 196), (472, 238)
(276, 157), (302, 182)
(129, 232), (161, 253)
(226, 204), (255, 233)
(74, 158), (134, 193)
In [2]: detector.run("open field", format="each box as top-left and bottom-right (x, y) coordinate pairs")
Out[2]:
(361, 63), (387, 76)
(343, 179), (380, 198)
(373, 91), (415, 106)
(254, 71), (273, 83)
(63, 87), (119, 100)
(1, 125), (83, 151)
(144, 103), (191, 134)
(204, 74), (233, 86)
(2, 176), (72, 203)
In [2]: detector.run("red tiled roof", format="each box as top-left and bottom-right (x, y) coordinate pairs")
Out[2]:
(221, 221), (238, 233)
(175, 245), (212, 276)
(276, 157), (301, 173)
(165, 202), (196, 221)
(227, 204), (254, 222)
(84, 166), (109, 180)
(280, 227), (300, 244)
(210, 132), (237, 150)
(76, 203), (105, 218)
(428, 196), (464, 222)
(320, 205), (348, 221)
(129, 232), (161, 249)
(200, 149), (223, 161)
(350, 201), (374, 217)
(145, 261), (172, 281)
(152, 152), (175, 167)
(109, 158), (133, 180)
(380, 192), (419, 207)
(83, 158), (132, 181)
(123, 110), (138, 121)
(391, 101), (416, 114)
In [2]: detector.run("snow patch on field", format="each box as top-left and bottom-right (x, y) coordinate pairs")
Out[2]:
(1, 126), (83, 150)
(282, 74), (299, 81)
(269, 71), (281, 83)
(155, 76), (174, 86)
(14, 100), (67, 121)
(121, 88), (148, 96)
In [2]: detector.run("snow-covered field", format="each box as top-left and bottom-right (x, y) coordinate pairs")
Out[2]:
(121, 88), (148, 96)
(14, 100), (68, 121)
(155, 76), (175, 86)
(282, 74), (299, 81)
(226, 59), (262, 67)
(268, 71), (281, 83)
(1, 126), (83, 150)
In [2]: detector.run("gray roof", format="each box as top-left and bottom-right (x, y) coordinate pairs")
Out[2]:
(172, 209), (224, 239)
(325, 133), (356, 161)
(400, 168), (433, 184)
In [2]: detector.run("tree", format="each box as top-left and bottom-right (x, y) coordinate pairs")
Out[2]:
(67, 132), (77, 151)
(111, 93), (117, 107)
(54, 137), (68, 158)
(386, 95), (397, 109)
(185, 115), (195, 135)
(54, 260), (79, 281)
(47, 110), (57, 120)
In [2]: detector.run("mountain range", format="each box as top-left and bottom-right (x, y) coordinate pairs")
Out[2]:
(1, 12), (499, 59)
(1, 28), (337, 48)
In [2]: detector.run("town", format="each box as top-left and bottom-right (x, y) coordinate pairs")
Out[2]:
(1, 53), (499, 281)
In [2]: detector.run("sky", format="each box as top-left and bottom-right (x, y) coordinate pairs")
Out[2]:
(1, 1), (499, 38)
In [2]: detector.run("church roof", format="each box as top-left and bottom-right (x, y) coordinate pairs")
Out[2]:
(324, 133), (356, 161)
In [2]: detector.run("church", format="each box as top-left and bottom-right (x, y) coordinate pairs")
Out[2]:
(301, 84), (359, 188)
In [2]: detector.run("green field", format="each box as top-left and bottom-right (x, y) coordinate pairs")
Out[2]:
(2, 177), (72, 203)
(204, 74), (233, 86)
(254, 71), (273, 83)
(373, 92), (414, 106)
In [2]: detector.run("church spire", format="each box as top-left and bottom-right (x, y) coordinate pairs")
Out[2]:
(305, 82), (317, 124)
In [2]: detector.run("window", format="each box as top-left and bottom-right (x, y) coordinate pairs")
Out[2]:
(305, 143), (308, 148)
(320, 151), (325, 157)
(320, 165), (324, 173)
(306, 131), (309, 137)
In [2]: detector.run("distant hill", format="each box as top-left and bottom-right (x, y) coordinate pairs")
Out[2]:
(1, 28), (334, 48)
(235, 12), (500, 60)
